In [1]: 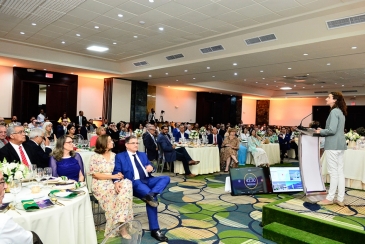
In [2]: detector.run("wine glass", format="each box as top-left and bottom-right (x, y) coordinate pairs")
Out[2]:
(35, 168), (44, 186)
(31, 165), (37, 182)
(9, 179), (22, 206)
(43, 167), (52, 188)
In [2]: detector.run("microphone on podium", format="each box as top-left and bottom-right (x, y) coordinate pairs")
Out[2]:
(298, 113), (312, 131)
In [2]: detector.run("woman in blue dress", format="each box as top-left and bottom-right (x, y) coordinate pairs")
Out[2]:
(238, 127), (250, 165)
(49, 135), (85, 182)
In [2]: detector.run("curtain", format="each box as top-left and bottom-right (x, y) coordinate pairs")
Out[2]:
(102, 78), (113, 121)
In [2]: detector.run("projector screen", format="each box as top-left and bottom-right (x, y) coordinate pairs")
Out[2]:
(270, 167), (303, 193)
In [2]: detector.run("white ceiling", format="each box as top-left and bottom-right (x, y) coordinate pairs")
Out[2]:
(0, 0), (365, 98)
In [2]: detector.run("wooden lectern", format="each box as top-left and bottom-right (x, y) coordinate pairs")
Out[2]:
(297, 128), (327, 196)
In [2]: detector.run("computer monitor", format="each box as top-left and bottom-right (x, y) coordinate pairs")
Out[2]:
(269, 167), (303, 193)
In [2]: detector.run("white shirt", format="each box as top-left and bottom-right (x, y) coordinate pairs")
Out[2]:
(212, 134), (218, 143)
(127, 151), (148, 180)
(0, 214), (33, 244)
(240, 133), (250, 141)
(9, 142), (32, 167)
(37, 113), (45, 122)
(78, 116), (82, 126)
(185, 129), (191, 135)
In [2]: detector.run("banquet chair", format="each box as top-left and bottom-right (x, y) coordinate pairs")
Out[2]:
(101, 220), (142, 244)
(90, 194), (105, 231)
(157, 143), (173, 173)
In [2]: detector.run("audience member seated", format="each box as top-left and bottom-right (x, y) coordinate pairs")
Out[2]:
(57, 112), (71, 124)
(24, 128), (51, 168)
(221, 128), (240, 172)
(89, 135), (133, 238)
(28, 119), (43, 130)
(185, 124), (192, 135)
(143, 125), (159, 163)
(8, 115), (20, 127)
(207, 127), (223, 150)
(248, 130), (269, 167)
(218, 124), (226, 138)
(56, 119), (68, 139)
(106, 123), (119, 142)
(267, 129), (278, 143)
(278, 128), (291, 164)
(289, 127), (299, 160)
(0, 117), (5, 126)
(42, 122), (56, 141)
(0, 171), (44, 244)
(174, 124), (189, 142)
(0, 125), (36, 168)
(90, 127), (106, 147)
(157, 125), (199, 178)
(0, 125), (8, 149)
(86, 119), (98, 133)
(240, 127), (250, 141)
(49, 135), (85, 182)
(113, 136), (170, 242)
(172, 123), (180, 137)
(66, 124), (77, 140)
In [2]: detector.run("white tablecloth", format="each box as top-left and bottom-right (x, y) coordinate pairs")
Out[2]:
(174, 146), (220, 175)
(3, 187), (96, 244)
(321, 149), (365, 190)
(247, 143), (280, 165)
(87, 133), (98, 141)
(138, 138), (145, 153)
(78, 151), (95, 193)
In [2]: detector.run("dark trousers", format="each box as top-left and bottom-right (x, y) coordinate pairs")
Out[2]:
(280, 149), (287, 161)
(175, 147), (193, 175)
(290, 141), (298, 159)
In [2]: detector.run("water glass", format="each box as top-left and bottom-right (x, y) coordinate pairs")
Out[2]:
(44, 167), (52, 187)
(9, 180), (22, 205)
(35, 168), (44, 186)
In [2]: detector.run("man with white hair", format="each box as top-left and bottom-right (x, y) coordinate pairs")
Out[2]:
(24, 128), (51, 168)
(0, 125), (35, 168)
(0, 125), (8, 149)
(0, 171), (43, 243)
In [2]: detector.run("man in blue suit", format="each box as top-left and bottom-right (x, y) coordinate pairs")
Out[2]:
(174, 124), (189, 142)
(207, 127), (223, 150)
(157, 125), (199, 178)
(113, 136), (170, 242)
(278, 127), (291, 164)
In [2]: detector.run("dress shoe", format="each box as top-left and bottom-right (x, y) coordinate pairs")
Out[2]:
(317, 199), (333, 206)
(188, 160), (200, 165)
(143, 194), (159, 207)
(335, 200), (345, 207)
(151, 229), (168, 242)
(186, 174), (196, 178)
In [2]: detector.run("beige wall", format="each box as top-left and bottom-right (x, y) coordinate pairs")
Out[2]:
(241, 97), (257, 125)
(77, 76), (104, 120)
(111, 78), (131, 123)
(0, 66), (13, 117)
(155, 87), (196, 123)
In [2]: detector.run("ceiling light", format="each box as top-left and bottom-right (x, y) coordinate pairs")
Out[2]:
(307, 74), (309, 75)
(139, 21), (145, 25)
(207, 67), (210, 69)
(113, 42), (117, 45)
(234, 73), (237, 75)
(233, 63), (237, 66)
(165, 73), (168, 75)
(321, 86), (323, 88)
(303, 53), (308, 56)
(327, 63), (331, 65)
(20, 32), (25, 34)
(280, 87), (292, 90)
(176, 80), (178, 81)
(262, 78), (265, 79)
(86, 46), (109, 52)
(118, 14), (123, 18)
(316, 97), (318, 98)
(283, 76), (286, 77)
(168, 86), (170, 87)
(31, 23), (36, 26)
(94, 26), (99, 29)
(303, 87), (305, 88)
(61, 41), (65, 44)
(71, 73), (74, 74)
(260, 70), (263, 73)
(342, 85), (344, 86)
(76, 34), (80, 36)
(244, 79), (246, 81)
(159, 27), (164, 31)
(294, 85), (296, 87)
(43, 69), (46, 70)
(256, 82), (258, 83)
(149, 0), (154, 2)
(148, 75), (152, 77)
(335, 83), (337, 84)
(288, 67), (292, 70)
(133, 36), (138, 38)
(351, 46), (357, 49)
(193, 78), (196, 79)
(13, 64), (16, 66)
(212, 76), (215, 78)
(184, 70), (188, 72)
(266, 84), (268, 85)
(274, 81), (276, 82)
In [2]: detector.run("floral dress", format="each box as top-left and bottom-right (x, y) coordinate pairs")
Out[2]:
(220, 136), (240, 168)
(89, 153), (134, 236)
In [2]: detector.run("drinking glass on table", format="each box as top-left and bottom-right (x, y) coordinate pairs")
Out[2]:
(31, 165), (37, 182)
(43, 167), (52, 187)
(9, 179), (22, 206)
(35, 168), (44, 186)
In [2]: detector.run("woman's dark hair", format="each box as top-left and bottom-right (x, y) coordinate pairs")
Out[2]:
(66, 124), (75, 134)
(330, 92), (347, 116)
(95, 135), (110, 154)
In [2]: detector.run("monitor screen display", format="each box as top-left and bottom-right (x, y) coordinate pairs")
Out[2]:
(269, 167), (303, 193)
(230, 167), (269, 195)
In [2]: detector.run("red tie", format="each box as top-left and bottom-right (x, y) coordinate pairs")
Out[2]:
(214, 135), (217, 144)
(1, 139), (7, 144)
(19, 145), (30, 168)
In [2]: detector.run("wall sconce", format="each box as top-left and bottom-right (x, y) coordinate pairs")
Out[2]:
(175, 106), (179, 109)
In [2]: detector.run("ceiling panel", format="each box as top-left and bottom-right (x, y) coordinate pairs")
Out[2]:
(67, 8), (100, 21)
(178, 11), (211, 24)
(235, 4), (274, 18)
(173, 0), (212, 9)
(132, 0), (172, 8)
(78, 1), (114, 14)
(195, 3), (231, 17)
(155, 2), (193, 17)
(259, 0), (301, 12)
(118, 1), (152, 15)
(215, 11), (248, 24)
(94, 0), (129, 7)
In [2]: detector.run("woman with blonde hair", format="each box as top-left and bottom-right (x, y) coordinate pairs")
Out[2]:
(43, 121), (56, 141)
(90, 126), (106, 147)
(221, 128), (240, 172)
(89, 135), (133, 238)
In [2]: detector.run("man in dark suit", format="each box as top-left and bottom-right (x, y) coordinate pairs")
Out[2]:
(143, 125), (158, 162)
(278, 127), (291, 164)
(218, 124), (226, 138)
(157, 125), (199, 178)
(208, 127), (223, 150)
(24, 128), (52, 168)
(174, 124), (189, 142)
(113, 136), (170, 242)
(75, 111), (88, 139)
(0, 125), (8, 149)
(56, 119), (68, 138)
(0, 125), (36, 168)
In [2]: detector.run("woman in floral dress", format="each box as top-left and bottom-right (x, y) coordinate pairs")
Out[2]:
(221, 128), (240, 172)
(89, 135), (134, 238)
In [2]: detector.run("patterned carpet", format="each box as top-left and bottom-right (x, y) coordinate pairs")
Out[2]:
(96, 171), (365, 244)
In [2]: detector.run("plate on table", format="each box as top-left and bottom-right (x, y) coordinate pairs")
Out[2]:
(49, 189), (85, 200)
(15, 197), (55, 212)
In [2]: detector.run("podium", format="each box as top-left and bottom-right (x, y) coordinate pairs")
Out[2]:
(297, 129), (327, 196)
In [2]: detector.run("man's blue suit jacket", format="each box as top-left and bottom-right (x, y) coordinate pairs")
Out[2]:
(156, 133), (176, 162)
(113, 151), (153, 182)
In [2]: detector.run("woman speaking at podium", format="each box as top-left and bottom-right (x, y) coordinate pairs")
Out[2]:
(316, 92), (347, 207)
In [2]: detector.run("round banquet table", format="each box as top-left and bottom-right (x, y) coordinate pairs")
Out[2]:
(174, 145), (220, 175)
(2, 186), (96, 244)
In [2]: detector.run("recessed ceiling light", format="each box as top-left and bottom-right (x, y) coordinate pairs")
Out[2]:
(280, 87), (292, 90)
(288, 67), (292, 70)
(165, 73), (168, 75)
(176, 80), (178, 81)
(61, 41), (65, 44)
(207, 67), (210, 69)
(118, 14), (123, 18)
(133, 36), (138, 38)
(148, 75), (152, 77)
(303, 53), (308, 56)
(351, 46), (357, 49)
(256, 82), (258, 83)
(266, 84), (268, 85)
(313, 84), (315, 86)
(234, 73), (237, 75)
(274, 81), (276, 82)
(316, 97), (318, 98)
(159, 27), (164, 31)
(86, 46), (109, 52)
(307, 74), (309, 75)
(149, 0), (154, 2)
(294, 85), (296, 87)
(262, 78), (265, 79)
(31, 23), (36, 26)
(212, 76), (215, 78)
(43, 69), (46, 70)
(13, 64), (16, 66)
(168, 86), (170, 87)
(233, 63), (237, 66)
(139, 21), (145, 25)
(220, 93), (222, 94)
(327, 63), (331, 65)
(184, 70), (188, 72)
(335, 83), (337, 84)
(321, 86), (323, 88)
(94, 26), (99, 29)
(193, 78), (196, 79)
(354, 96), (356, 97)
(303, 87), (305, 88)
(71, 73), (74, 74)
(283, 76), (286, 77)
(76, 34), (80, 37)
(260, 70), (263, 72)
(244, 79), (246, 81)
(113, 42), (117, 45)
(20, 32), (25, 34)
(342, 85), (344, 86)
